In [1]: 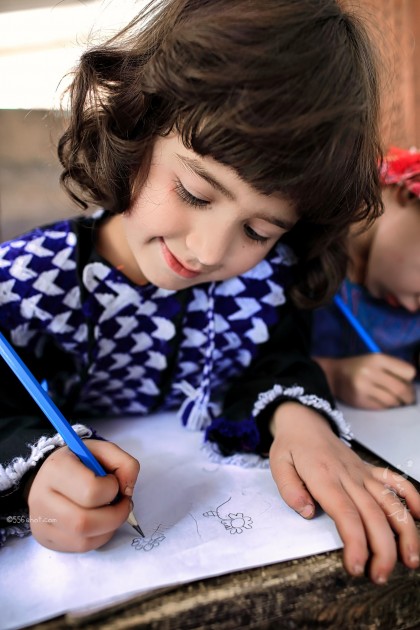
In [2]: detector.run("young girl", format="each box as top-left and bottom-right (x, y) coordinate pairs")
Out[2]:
(0, 0), (419, 585)
(312, 147), (420, 409)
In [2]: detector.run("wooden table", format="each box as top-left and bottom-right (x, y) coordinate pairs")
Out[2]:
(28, 443), (420, 630)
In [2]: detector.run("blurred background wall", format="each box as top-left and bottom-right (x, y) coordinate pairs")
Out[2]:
(0, 0), (144, 241)
(367, 0), (420, 150)
(0, 0), (419, 242)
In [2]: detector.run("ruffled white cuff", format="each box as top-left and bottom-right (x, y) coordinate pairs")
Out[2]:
(253, 384), (352, 443)
(0, 424), (92, 493)
(202, 384), (352, 467)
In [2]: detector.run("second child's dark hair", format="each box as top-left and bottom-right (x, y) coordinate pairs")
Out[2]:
(58, 0), (383, 307)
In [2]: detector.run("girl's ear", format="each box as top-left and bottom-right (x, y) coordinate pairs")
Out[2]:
(382, 184), (411, 210)
(393, 186), (420, 208)
(395, 186), (414, 207)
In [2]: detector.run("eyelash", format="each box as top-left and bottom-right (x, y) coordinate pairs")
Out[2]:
(174, 180), (270, 245)
(174, 181), (208, 208)
(243, 226), (269, 245)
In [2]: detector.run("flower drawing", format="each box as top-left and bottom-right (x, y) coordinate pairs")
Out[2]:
(132, 526), (166, 551)
(203, 498), (254, 534)
(220, 512), (253, 534)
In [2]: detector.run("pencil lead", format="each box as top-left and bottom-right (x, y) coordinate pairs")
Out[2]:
(133, 523), (145, 538)
(127, 507), (145, 537)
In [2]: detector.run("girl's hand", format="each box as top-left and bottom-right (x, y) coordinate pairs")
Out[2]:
(269, 402), (420, 583)
(315, 354), (416, 409)
(27, 439), (140, 552)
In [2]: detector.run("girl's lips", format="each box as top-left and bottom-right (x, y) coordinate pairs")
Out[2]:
(160, 238), (200, 279)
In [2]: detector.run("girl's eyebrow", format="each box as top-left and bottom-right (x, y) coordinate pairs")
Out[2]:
(175, 153), (235, 200)
(175, 152), (295, 231)
(254, 213), (295, 231)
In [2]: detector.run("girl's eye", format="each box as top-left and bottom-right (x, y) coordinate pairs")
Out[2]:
(175, 180), (270, 245)
(175, 181), (209, 208)
(244, 225), (269, 244)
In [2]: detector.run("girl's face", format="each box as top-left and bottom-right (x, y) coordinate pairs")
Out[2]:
(113, 134), (298, 290)
(365, 187), (420, 312)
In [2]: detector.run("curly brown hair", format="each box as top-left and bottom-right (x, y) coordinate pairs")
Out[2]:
(58, 0), (383, 307)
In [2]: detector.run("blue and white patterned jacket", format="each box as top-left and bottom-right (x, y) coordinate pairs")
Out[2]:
(0, 212), (349, 545)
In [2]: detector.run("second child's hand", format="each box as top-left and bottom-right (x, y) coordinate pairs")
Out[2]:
(315, 354), (416, 410)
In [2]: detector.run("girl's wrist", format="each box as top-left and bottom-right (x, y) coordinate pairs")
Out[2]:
(22, 470), (38, 504)
(269, 401), (331, 439)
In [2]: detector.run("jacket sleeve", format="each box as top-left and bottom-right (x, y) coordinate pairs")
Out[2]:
(0, 331), (93, 545)
(205, 302), (351, 457)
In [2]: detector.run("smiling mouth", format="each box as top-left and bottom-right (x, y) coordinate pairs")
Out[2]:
(160, 239), (201, 279)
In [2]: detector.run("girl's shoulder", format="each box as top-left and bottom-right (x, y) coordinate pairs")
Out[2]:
(0, 216), (78, 265)
(0, 216), (88, 332)
(0, 212), (101, 274)
(0, 214), (101, 313)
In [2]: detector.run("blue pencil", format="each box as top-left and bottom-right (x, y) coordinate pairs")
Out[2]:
(333, 295), (381, 353)
(0, 332), (144, 537)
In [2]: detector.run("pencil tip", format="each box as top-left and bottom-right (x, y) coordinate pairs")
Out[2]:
(127, 506), (145, 537)
(133, 524), (145, 538)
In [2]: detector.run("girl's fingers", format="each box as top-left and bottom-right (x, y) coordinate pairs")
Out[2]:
(311, 464), (420, 581)
(40, 439), (141, 507)
(271, 447), (420, 580)
(33, 522), (117, 554)
(369, 374), (415, 407)
(304, 477), (370, 576)
(376, 485), (420, 571)
(52, 491), (132, 537)
(339, 476), (398, 582)
(370, 466), (420, 518)
(367, 388), (405, 410)
(270, 455), (315, 519)
(352, 474), (419, 578)
(27, 439), (141, 553)
(367, 467), (420, 569)
(380, 356), (417, 383)
(42, 446), (121, 507)
(30, 491), (132, 552)
(86, 440), (141, 497)
(269, 406), (420, 583)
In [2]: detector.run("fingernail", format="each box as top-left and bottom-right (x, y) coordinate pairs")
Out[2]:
(409, 552), (419, 565)
(124, 485), (134, 497)
(375, 574), (387, 585)
(353, 563), (364, 576)
(299, 505), (314, 518)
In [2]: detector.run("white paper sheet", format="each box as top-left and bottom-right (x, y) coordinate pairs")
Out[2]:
(1, 412), (343, 630)
(338, 384), (420, 483)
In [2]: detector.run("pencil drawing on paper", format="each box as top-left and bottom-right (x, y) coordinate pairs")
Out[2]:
(131, 524), (166, 551)
(203, 497), (253, 534)
(189, 511), (202, 540)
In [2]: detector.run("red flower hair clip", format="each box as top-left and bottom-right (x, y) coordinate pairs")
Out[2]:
(380, 146), (420, 199)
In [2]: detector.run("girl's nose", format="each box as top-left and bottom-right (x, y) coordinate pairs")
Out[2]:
(185, 221), (233, 268)
(399, 295), (420, 313)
